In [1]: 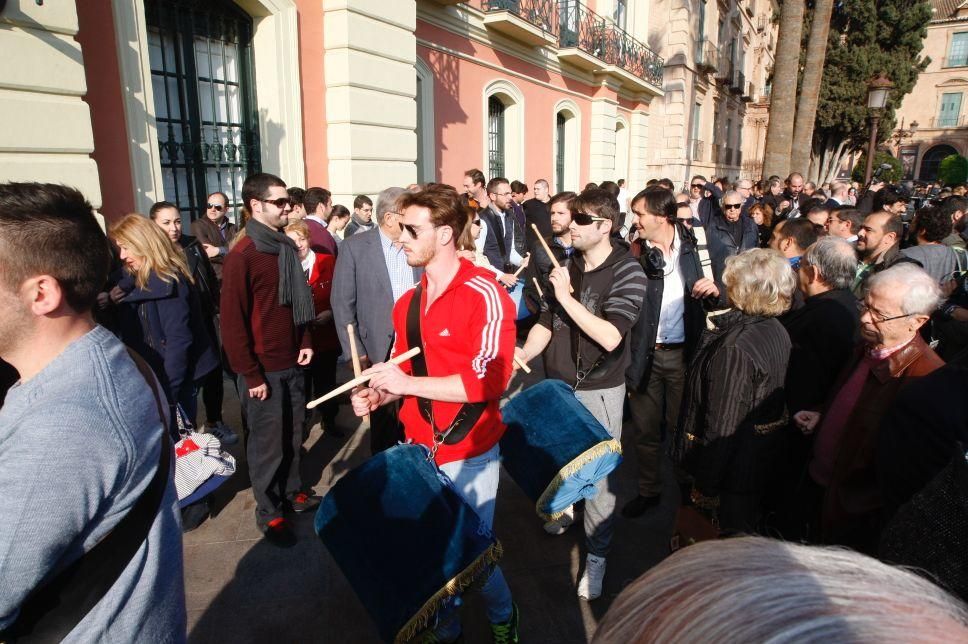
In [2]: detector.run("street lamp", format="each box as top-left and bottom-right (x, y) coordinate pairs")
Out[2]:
(864, 73), (895, 184)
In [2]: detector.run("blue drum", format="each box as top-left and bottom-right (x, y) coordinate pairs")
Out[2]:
(314, 443), (502, 643)
(500, 379), (623, 521)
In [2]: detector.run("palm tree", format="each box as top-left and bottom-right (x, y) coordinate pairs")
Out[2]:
(763, 0), (805, 179)
(790, 0), (836, 177)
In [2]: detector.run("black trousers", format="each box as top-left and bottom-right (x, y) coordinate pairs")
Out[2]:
(304, 349), (339, 428)
(200, 366), (224, 424)
(237, 367), (304, 529)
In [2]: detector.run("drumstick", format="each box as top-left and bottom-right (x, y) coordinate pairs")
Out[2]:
(514, 355), (532, 374)
(347, 324), (370, 423)
(531, 224), (573, 293)
(532, 277), (544, 298)
(512, 253), (530, 278)
(306, 347), (421, 409)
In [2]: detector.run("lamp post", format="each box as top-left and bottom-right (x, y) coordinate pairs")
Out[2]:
(864, 73), (895, 185)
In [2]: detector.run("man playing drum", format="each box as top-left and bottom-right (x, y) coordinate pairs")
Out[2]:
(516, 188), (648, 600)
(351, 184), (520, 643)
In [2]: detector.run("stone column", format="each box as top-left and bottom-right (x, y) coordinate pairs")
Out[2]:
(589, 92), (619, 183)
(627, 109), (649, 189)
(324, 0), (417, 205)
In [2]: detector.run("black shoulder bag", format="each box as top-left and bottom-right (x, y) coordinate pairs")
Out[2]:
(406, 284), (487, 459)
(1, 351), (172, 643)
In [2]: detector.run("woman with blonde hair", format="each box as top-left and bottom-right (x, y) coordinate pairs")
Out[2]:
(671, 248), (795, 534)
(110, 214), (219, 432)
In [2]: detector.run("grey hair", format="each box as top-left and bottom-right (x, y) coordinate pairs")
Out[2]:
(723, 248), (797, 317)
(805, 237), (858, 290)
(721, 189), (742, 206)
(593, 537), (968, 644)
(867, 262), (943, 316)
(375, 186), (406, 222)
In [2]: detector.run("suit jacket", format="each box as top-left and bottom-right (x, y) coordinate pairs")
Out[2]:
(702, 212), (759, 283)
(331, 227), (422, 362)
(482, 205), (527, 271)
(190, 216), (237, 280)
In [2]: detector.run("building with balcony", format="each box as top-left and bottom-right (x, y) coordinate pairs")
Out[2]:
(645, 0), (777, 186)
(893, 0), (968, 182)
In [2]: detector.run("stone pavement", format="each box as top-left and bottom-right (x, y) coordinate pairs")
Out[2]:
(184, 365), (680, 643)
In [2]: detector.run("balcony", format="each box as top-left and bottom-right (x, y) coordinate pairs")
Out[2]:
(556, 0), (664, 92)
(691, 139), (705, 161)
(730, 70), (745, 94)
(757, 14), (769, 32)
(481, 0), (559, 47)
(696, 38), (718, 73)
(925, 115), (968, 128)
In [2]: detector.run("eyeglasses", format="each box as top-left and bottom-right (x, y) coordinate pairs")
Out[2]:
(724, 203), (743, 210)
(691, 184), (705, 189)
(261, 197), (293, 209)
(492, 191), (513, 198)
(206, 203), (225, 211)
(572, 211), (608, 226)
(857, 301), (914, 324)
(399, 222), (437, 237)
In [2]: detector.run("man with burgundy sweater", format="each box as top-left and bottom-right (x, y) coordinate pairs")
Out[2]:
(793, 263), (943, 553)
(302, 187), (338, 257)
(220, 173), (319, 547)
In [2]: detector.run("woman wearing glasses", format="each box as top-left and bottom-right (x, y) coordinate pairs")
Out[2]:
(191, 191), (238, 282)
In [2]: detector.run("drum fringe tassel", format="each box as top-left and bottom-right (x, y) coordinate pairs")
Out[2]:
(396, 540), (505, 644)
(536, 439), (624, 522)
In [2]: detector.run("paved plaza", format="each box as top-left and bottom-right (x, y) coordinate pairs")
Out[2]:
(184, 365), (679, 644)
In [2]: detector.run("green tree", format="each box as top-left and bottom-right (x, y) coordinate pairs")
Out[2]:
(850, 151), (902, 184)
(808, 0), (932, 184)
(939, 154), (968, 186)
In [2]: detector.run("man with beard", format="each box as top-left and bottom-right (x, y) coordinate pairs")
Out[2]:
(351, 184), (519, 642)
(526, 191), (576, 298)
(516, 189), (648, 601)
(940, 195), (968, 250)
(852, 211), (905, 297)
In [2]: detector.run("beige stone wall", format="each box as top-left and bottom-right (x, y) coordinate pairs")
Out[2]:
(0, 1), (101, 207)
(894, 19), (968, 177)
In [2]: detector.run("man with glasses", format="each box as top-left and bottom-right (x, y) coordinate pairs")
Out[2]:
(705, 190), (758, 283)
(333, 187), (417, 454)
(351, 184), (520, 642)
(191, 190), (237, 281)
(221, 173), (318, 547)
(687, 174), (723, 223)
(793, 263), (943, 551)
(516, 189), (648, 601)
(344, 194), (375, 238)
(481, 177), (527, 285)
(827, 208), (864, 245)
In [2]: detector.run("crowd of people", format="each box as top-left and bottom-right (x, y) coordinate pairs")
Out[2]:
(2, 164), (968, 643)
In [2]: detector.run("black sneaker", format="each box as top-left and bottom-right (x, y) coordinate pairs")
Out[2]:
(490, 603), (519, 644)
(288, 491), (321, 513)
(621, 494), (661, 518)
(263, 517), (297, 548)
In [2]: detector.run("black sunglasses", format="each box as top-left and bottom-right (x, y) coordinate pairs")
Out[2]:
(399, 222), (437, 237)
(724, 203), (743, 210)
(572, 211), (608, 226)
(206, 203), (225, 211)
(691, 184), (705, 189)
(261, 197), (292, 209)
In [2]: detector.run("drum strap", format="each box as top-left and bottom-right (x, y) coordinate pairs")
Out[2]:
(406, 284), (486, 447)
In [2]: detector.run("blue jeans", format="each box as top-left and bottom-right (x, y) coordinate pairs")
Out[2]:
(434, 443), (513, 638)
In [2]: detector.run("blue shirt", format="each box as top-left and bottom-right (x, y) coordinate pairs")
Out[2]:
(380, 228), (415, 303)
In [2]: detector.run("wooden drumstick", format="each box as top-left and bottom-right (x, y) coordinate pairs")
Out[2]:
(532, 277), (544, 299)
(347, 324), (370, 423)
(512, 253), (530, 278)
(513, 355), (532, 374)
(531, 224), (573, 293)
(306, 347), (421, 409)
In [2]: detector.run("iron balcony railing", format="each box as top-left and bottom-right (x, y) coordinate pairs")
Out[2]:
(927, 115), (968, 128)
(696, 38), (717, 72)
(482, 0), (560, 36)
(556, 0), (664, 87)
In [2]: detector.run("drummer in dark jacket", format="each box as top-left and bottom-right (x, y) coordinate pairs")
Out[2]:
(516, 188), (648, 601)
(671, 248), (795, 535)
(622, 186), (721, 518)
(110, 214), (219, 434)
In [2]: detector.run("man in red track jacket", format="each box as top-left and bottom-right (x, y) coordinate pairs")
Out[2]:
(351, 184), (520, 643)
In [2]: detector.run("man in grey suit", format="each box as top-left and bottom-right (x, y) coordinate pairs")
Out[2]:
(332, 186), (421, 453)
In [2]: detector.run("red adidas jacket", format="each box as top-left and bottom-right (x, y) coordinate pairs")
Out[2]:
(390, 259), (516, 465)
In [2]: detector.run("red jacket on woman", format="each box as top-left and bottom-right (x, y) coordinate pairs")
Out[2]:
(307, 252), (340, 354)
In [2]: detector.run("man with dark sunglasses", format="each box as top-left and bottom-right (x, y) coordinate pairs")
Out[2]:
(516, 188), (647, 601)
(191, 190), (237, 282)
(703, 190), (758, 283)
(688, 174), (723, 224)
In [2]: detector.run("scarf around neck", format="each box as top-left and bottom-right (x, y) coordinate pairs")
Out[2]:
(244, 218), (315, 326)
(351, 212), (374, 230)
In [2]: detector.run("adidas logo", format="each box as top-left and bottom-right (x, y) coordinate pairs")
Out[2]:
(439, 328), (451, 337)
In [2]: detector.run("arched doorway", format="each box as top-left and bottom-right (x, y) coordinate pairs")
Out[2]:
(919, 144), (959, 182)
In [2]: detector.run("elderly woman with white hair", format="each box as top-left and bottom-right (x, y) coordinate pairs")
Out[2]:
(671, 248), (796, 534)
(794, 262), (944, 551)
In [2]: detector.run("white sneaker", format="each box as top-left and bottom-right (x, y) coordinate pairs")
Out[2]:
(543, 505), (575, 535)
(205, 421), (239, 446)
(578, 554), (606, 601)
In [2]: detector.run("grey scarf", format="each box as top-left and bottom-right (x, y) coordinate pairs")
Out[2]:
(244, 218), (315, 326)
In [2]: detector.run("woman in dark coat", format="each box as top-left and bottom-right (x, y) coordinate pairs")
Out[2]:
(111, 214), (219, 432)
(671, 248), (796, 534)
